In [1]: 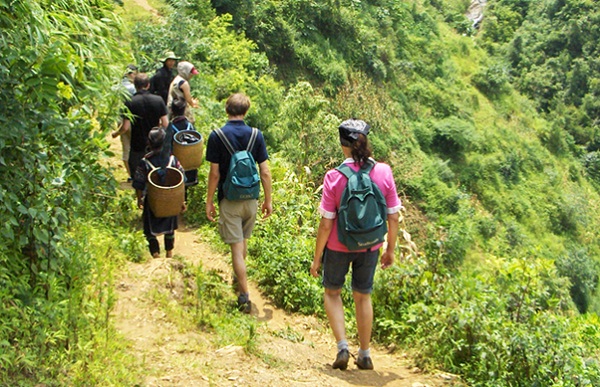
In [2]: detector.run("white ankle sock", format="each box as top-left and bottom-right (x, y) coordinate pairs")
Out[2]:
(358, 348), (370, 359)
(337, 340), (348, 352)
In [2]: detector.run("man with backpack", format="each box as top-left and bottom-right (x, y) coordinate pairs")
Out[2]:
(310, 119), (401, 371)
(205, 93), (273, 314)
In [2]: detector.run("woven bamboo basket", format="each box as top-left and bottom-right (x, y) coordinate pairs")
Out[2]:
(147, 167), (185, 218)
(173, 130), (203, 171)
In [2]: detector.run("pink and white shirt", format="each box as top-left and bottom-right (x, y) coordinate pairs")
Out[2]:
(318, 158), (402, 252)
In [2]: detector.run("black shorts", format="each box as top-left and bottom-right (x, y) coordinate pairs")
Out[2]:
(322, 248), (379, 294)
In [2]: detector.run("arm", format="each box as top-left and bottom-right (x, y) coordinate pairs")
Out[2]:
(135, 189), (144, 210)
(179, 81), (198, 108)
(310, 217), (334, 277)
(258, 160), (273, 218)
(159, 114), (168, 129)
(112, 118), (130, 138)
(205, 162), (220, 221)
(381, 212), (400, 269)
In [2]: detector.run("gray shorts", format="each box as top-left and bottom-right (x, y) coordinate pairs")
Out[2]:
(218, 199), (258, 244)
(322, 248), (379, 294)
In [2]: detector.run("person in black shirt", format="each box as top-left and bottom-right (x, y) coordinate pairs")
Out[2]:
(149, 50), (179, 104)
(114, 73), (169, 178)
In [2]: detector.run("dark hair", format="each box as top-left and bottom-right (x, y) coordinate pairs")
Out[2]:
(225, 93), (251, 116)
(339, 119), (373, 164)
(171, 98), (187, 116)
(148, 127), (166, 151)
(343, 134), (372, 164)
(134, 73), (150, 91)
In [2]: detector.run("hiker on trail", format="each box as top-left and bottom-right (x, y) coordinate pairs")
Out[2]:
(310, 119), (401, 371)
(150, 50), (179, 104)
(112, 64), (138, 180)
(205, 93), (273, 314)
(167, 60), (199, 122)
(165, 98), (199, 191)
(132, 128), (187, 258)
(121, 64), (138, 96)
(114, 73), (168, 179)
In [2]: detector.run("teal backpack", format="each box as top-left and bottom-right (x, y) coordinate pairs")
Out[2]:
(336, 161), (388, 251)
(214, 127), (260, 201)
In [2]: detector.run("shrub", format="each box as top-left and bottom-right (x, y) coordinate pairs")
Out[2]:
(555, 246), (599, 314)
(583, 151), (600, 182)
(431, 117), (479, 160)
(248, 159), (324, 314)
(471, 63), (512, 99)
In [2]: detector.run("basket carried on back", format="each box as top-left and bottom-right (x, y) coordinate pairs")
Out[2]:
(173, 130), (203, 171)
(147, 167), (185, 218)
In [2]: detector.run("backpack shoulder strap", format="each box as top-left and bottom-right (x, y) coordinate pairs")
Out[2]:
(362, 160), (375, 174)
(336, 163), (355, 180)
(247, 128), (259, 152)
(144, 158), (157, 170)
(168, 155), (176, 167)
(170, 122), (179, 133)
(214, 128), (235, 156)
(336, 160), (376, 179)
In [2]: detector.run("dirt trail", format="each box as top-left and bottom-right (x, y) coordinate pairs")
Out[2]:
(107, 140), (456, 386)
(127, 0), (161, 16)
(112, 224), (449, 386)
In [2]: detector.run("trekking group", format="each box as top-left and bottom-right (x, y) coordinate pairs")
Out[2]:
(113, 51), (402, 371)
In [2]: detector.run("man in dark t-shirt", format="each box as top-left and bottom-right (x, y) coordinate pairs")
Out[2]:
(115, 73), (168, 178)
(205, 93), (273, 314)
(149, 51), (178, 104)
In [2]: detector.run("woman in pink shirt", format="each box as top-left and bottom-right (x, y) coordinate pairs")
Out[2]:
(310, 119), (402, 371)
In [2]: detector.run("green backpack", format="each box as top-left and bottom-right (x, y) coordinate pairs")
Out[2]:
(336, 161), (388, 251)
(214, 127), (260, 201)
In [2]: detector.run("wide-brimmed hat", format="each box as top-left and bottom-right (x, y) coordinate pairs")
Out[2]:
(160, 51), (180, 62)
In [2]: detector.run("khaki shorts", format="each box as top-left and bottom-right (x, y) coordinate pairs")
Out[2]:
(121, 130), (131, 161)
(218, 199), (258, 244)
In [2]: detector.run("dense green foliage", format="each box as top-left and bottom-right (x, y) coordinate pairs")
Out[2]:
(3, 0), (600, 385)
(481, 0), (600, 186)
(0, 1), (147, 383)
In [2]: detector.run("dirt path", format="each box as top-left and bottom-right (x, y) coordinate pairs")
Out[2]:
(106, 138), (457, 386)
(127, 0), (161, 16)
(111, 223), (456, 386)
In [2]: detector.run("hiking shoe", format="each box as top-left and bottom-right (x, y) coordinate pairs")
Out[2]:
(237, 294), (251, 314)
(332, 349), (350, 370)
(355, 356), (374, 370)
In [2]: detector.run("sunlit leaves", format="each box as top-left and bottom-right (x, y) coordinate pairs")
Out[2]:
(0, 0), (127, 382)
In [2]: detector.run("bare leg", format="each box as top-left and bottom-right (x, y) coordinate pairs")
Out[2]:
(123, 161), (131, 179)
(231, 240), (248, 295)
(353, 291), (373, 351)
(324, 288), (346, 342)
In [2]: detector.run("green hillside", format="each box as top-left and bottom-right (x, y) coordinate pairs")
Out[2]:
(1, 0), (600, 385)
